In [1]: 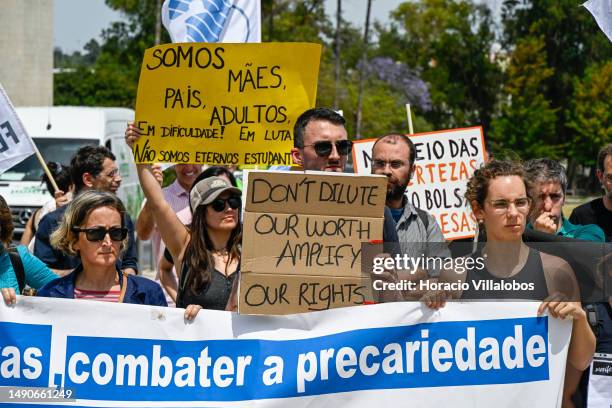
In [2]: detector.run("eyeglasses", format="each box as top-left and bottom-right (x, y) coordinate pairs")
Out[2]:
(72, 226), (128, 242)
(487, 197), (531, 213)
(303, 140), (353, 157)
(210, 196), (241, 212)
(372, 159), (408, 170)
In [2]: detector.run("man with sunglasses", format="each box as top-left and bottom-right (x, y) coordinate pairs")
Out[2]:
(34, 146), (138, 276)
(289, 109), (401, 302)
(291, 108), (352, 173)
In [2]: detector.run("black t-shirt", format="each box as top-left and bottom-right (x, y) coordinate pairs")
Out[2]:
(570, 198), (612, 242)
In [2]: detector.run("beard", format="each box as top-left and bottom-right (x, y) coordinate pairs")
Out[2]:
(386, 181), (408, 202)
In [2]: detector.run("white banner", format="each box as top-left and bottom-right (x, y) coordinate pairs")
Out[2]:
(162, 0), (261, 43)
(0, 84), (37, 175)
(0, 298), (570, 407)
(583, 0), (612, 43)
(352, 127), (486, 240)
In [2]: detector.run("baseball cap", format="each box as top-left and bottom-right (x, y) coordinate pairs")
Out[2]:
(190, 176), (241, 211)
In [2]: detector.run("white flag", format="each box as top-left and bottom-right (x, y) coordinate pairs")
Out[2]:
(0, 84), (37, 175)
(583, 0), (612, 42)
(162, 0), (261, 43)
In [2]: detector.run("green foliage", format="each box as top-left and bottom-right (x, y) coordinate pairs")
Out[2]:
(491, 37), (559, 158)
(567, 62), (612, 166)
(501, 0), (612, 152)
(376, 0), (501, 132)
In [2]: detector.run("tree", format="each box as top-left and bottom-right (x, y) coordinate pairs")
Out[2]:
(501, 0), (612, 154)
(491, 37), (559, 158)
(567, 62), (612, 186)
(376, 0), (501, 132)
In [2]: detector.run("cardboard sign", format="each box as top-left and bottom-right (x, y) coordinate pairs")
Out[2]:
(134, 43), (321, 166)
(240, 171), (386, 315)
(352, 127), (486, 240)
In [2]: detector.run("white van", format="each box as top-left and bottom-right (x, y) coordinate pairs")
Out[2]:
(0, 106), (142, 237)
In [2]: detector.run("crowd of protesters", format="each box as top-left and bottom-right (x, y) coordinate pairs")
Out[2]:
(0, 107), (610, 407)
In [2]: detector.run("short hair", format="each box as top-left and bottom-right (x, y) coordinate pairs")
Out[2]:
(524, 158), (568, 194)
(70, 146), (116, 193)
(597, 143), (612, 171)
(43, 162), (72, 197)
(0, 195), (13, 244)
(50, 190), (128, 257)
(293, 108), (346, 148)
(372, 133), (416, 167)
(465, 160), (531, 209)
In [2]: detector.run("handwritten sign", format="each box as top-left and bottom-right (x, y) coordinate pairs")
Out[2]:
(240, 171), (386, 315)
(352, 127), (487, 240)
(134, 43), (321, 165)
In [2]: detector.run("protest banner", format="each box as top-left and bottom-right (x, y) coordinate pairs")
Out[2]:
(0, 298), (570, 407)
(240, 170), (387, 314)
(352, 126), (487, 240)
(133, 43), (321, 166)
(0, 84), (40, 177)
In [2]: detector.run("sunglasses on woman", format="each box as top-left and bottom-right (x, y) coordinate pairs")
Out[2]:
(210, 196), (241, 212)
(71, 226), (128, 242)
(303, 140), (353, 157)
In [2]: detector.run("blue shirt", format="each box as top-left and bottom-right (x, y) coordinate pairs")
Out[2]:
(37, 264), (167, 306)
(34, 205), (139, 271)
(0, 245), (57, 294)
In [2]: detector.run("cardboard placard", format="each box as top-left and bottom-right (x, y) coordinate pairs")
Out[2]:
(134, 43), (321, 166)
(239, 274), (373, 315)
(245, 171), (386, 218)
(241, 212), (383, 277)
(352, 127), (487, 240)
(240, 171), (385, 315)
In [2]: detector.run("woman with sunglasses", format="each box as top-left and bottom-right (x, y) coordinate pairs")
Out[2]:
(126, 124), (241, 320)
(426, 160), (595, 405)
(35, 190), (167, 306)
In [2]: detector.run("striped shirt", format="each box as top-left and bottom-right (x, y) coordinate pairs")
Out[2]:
(74, 287), (121, 302)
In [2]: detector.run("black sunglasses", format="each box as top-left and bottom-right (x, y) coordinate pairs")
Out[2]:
(210, 196), (241, 212)
(304, 140), (353, 157)
(72, 226), (128, 242)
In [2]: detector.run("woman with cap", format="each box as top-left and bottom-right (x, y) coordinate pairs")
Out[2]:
(125, 124), (241, 320)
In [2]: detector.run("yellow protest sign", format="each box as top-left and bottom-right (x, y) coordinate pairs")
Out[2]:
(133, 43), (321, 165)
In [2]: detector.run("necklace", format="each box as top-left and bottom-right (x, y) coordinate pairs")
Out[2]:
(212, 248), (229, 257)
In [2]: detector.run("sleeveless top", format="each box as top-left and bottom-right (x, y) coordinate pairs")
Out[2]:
(177, 263), (237, 310)
(461, 247), (550, 300)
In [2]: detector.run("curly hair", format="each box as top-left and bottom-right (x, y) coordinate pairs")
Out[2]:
(0, 195), (13, 245)
(50, 190), (128, 256)
(465, 160), (531, 210)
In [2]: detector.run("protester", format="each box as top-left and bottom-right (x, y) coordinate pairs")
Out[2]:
(525, 158), (604, 242)
(158, 166), (239, 303)
(126, 125), (241, 319)
(21, 162), (73, 249)
(136, 163), (202, 266)
(34, 146), (138, 276)
(570, 144), (612, 242)
(426, 160), (595, 397)
(290, 107), (399, 243)
(35, 190), (166, 305)
(1, 194), (57, 305)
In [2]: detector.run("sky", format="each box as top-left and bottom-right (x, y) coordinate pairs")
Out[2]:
(54, 0), (503, 54)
